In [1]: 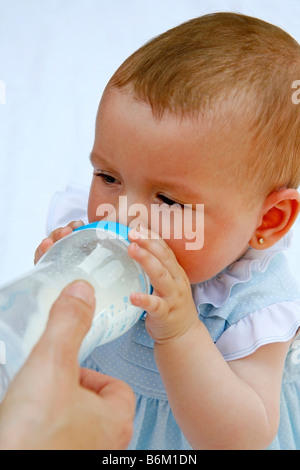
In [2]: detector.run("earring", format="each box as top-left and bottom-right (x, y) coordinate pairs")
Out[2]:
(258, 237), (264, 245)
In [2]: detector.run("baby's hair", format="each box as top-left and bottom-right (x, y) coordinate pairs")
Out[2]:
(108, 12), (300, 197)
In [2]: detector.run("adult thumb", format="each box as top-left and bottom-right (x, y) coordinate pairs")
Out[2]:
(34, 281), (96, 372)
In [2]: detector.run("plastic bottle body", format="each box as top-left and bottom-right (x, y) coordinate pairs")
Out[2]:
(0, 223), (150, 402)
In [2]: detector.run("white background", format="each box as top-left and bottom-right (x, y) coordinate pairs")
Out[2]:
(0, 0), (299, 285)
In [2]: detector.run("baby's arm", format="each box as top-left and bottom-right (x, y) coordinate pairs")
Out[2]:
(128, 228), (288, 450)
(155, 325), (288, 450)
(34, 220), (84, 264)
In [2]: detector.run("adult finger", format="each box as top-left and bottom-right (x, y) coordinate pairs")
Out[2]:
(33, 281), (96, 373)
(80, 368), (135, 412)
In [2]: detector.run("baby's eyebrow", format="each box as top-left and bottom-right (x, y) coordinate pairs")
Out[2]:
(160, 184), (201, 202)
(89, 151), (105, 163)
(89, 151), (201, 202)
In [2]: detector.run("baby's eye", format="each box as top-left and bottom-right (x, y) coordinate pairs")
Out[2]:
(94, 172), (118, 185)
(158, 194), (184, 208)
(102, 174), (117, 184)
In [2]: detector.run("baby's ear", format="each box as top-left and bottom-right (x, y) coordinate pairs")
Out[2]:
(249, 189), (300, 250)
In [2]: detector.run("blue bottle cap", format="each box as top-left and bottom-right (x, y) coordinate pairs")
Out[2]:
(74, 221), (130, 242)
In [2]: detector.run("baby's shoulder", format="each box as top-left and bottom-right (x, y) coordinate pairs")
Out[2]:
(194, 248), (300, 344)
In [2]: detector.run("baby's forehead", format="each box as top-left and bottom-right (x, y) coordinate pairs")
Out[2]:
(99, 86), (253, 156)
(97, 89), (254, 192)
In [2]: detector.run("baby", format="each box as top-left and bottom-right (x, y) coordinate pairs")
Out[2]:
(35, 13), (300, 449)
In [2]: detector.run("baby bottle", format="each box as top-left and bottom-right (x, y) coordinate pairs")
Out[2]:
(0, 221), (151, 402)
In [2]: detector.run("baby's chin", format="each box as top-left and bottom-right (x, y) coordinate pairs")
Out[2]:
(184, 264), (225, 285)
(182, 267), (212, 285)
(188, 275), (213, 286)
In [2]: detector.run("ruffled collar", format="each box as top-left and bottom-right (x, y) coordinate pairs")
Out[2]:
(192, 232), (293, 308)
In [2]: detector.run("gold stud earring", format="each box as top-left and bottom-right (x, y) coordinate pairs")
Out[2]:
(258, 237), (264, 245)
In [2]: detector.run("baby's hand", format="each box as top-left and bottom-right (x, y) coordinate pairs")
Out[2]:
(34, 220), (84, 264)
(128, 227), (199, 344)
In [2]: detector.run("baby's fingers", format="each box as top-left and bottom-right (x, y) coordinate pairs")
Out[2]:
(130, 292), (173, 342)
(34, 220), (84, 264)
(128, 242), (174, 297)
(67, 220), (85, 231)
(34, 227), (72, 265)
(34, 238), (54, 264)
(131, 292), (168, 321)
(50, 220), (84, 243)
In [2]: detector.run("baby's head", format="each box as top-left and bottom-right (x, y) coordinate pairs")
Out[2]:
(88, 12), (300, 284)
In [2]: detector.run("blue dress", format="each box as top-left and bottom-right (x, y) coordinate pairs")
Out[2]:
(48, 184), (300, 450)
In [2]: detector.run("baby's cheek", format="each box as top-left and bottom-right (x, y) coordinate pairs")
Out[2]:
(87, 189), (97, 223)
(166, 238), (218, 284)
(87, 206), (94, 223)
(164, 238), (196, 277)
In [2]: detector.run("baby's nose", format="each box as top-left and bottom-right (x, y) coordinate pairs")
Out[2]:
(117, 195), (149, 230)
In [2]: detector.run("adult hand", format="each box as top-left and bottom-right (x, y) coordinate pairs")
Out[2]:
(0, 281), (135, 450)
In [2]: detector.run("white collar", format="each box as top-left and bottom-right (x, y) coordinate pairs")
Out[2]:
(192, 232), (293, 308)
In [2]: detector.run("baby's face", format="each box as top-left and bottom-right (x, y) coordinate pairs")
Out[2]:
(88, 88), (262, 283)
